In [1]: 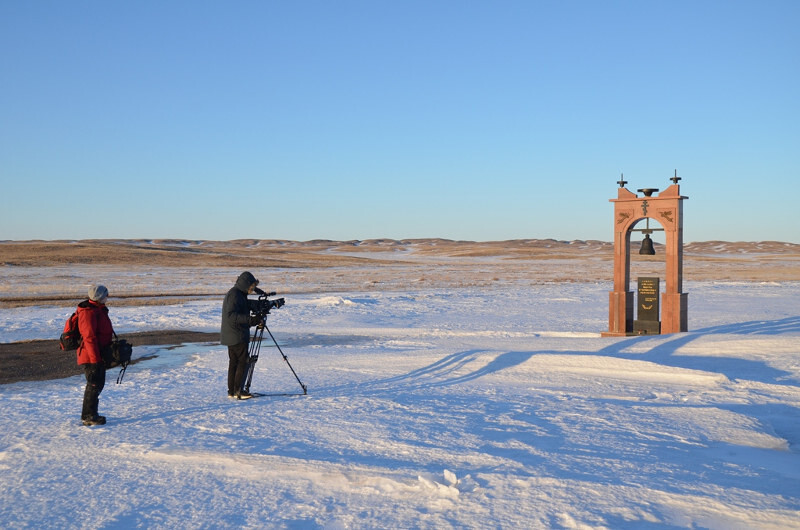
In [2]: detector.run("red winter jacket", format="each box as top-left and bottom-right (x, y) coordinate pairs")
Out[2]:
(76, 300), (114, 365)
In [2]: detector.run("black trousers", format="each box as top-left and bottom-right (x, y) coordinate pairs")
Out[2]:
(82, 363), (106, 419)
(227, 343), (249, 395)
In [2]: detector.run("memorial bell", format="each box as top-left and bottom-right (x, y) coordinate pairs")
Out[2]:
(639, 233), (655, 255)
(635, 189), (660, 255)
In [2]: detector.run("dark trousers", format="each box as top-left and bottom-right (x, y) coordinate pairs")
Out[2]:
(227, 343), (249, 395)
(82, 363), (106, 419)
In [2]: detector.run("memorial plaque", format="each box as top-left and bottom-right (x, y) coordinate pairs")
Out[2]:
(633, 277), (660, 334)
(637, 277), (659, 320)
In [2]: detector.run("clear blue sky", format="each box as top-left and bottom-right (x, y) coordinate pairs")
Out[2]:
(1, 1), (798, 243)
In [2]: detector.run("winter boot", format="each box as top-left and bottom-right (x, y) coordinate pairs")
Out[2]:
(236, 391), (253, 400)
(82, 415), (106, 426)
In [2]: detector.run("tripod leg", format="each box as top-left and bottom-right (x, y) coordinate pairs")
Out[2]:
(264, 324), (307, 394)
(241, 362), (253, 393)
(242, 324), (265, 393)
(116, 363), (127, 385)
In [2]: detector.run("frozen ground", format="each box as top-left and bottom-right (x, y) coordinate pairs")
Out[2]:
(1, 279), (799, 528)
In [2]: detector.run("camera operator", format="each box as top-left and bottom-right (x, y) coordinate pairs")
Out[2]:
(220, 271), (263, 400)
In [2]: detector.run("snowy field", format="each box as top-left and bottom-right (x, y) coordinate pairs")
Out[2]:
(2, 278), (800, 528)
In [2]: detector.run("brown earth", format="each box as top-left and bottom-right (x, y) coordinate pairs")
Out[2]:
(0, 330), (219, 385)
(2, 238), (797, 268)
(1, 239), (798, 307)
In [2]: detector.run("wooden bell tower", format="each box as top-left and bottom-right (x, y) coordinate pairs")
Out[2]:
(603, 172), (688, 336)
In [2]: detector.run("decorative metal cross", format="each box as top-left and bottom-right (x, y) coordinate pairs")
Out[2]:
(641, 200), (649, 216)
(671, 169), (681, 185)
(617, 174), (628, 188)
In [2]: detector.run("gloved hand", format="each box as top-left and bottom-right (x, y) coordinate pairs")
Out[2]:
(249, 315), (262, 326)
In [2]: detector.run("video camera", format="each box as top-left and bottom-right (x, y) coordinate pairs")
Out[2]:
(249, 287), (285, 317)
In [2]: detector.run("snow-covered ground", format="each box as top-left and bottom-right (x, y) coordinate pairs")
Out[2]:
(2, 280), (799, 528)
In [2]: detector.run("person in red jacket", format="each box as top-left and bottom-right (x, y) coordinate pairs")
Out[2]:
(77, 285), (115, 426)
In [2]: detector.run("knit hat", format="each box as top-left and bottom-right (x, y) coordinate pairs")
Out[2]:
(88, 285), (109, 302)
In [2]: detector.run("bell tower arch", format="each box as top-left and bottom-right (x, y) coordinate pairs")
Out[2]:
(603, 173), (688, 336)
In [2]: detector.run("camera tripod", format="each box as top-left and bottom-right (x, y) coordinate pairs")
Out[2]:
(242, 313), (307, 396)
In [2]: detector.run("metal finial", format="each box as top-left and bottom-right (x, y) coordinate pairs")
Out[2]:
(671, 169), (681, 185)
(617, 174), (628, 188)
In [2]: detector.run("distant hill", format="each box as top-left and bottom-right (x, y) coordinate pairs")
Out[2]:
(0, 239), (798, 268)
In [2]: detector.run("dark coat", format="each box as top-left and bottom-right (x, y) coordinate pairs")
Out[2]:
(76, 300), (114, 365)
(220, 271), (257, 346)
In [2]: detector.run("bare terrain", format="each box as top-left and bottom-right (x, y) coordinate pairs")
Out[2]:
(1, 238), (798, 308)
(1, 238), (798, 384)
